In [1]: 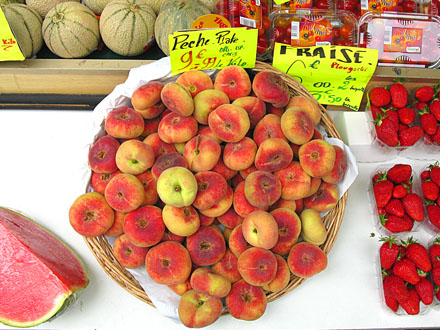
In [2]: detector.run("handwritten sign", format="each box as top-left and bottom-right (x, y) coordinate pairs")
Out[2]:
(191, 14), (231, 29)
(0, 9), (25, 61)
(272, 43), (378, 110)
(169, 28), (258, 75)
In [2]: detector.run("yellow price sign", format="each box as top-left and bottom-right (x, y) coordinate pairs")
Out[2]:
(169, 28), (258, 76)
(0, 8), (25, 61)
(272, 43), (378, 111)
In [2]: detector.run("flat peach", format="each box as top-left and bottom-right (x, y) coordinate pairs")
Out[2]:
(176, 70), (213, 97)
(178, 290), (223, 328)
(287, 242), (327, 277)
(225, 280), (267, 321)
(254, 138), (293, 172)
(113, 234), (148, 269)
(304, 177), (321, 198)
(252, 71), (290, 107)
(131, 81), (165, 119)
(214, 65), (251, 101)
(208, 104), (250, 143)
(145, 241), (192, 285)
(115, 139), (155, 175)
(105, 106), (144, 139)
(197, 125), (223, 143)
(105, 211), (125, 236)
(274, 161), (311, 200)
(253, 114), (287, 146)
(143, 132), (176, 158)
(237, 247), (277, 286)
(228, 224), (251, 257)
(158, 112), (198, 144)
(211, 154), (238, 180)
(322, 145), (348, 184)
(271, 198), (296, 212)
(298, 139), (336, 178)
(141, 117), (160, 137)
(300, 208), (327, 245)
(267, 103), (284, 117)
(88, 135), (119, 173)
(168, 279), (191, 296)
(281, 107), (314, 145)
(186, 226), (226, 266)
(232, 96), (266, 128)
(217, 207), (243, 229)
(212, 248), (242, 283)
(199, 214), (214, 226)
(303, 182), (339, 212)
(223, 137), (257, 171)
(270, 208), (301, 256)
(91, 169), (121, 195)
(193, 89), (229, 125)
(233, 181), (268, 218)
(162, 204), (200, 237)
(161, 82), (194, 117)
(190, 267), (231, 298)
(183, 135), (221, 172)
(161, 228), (185, 243)
(193, 171), (228, 211)
(123, 205), (164, 247)
(242, 210), (279, 249)
(286, 95), (321, 126)
(244, 171), (282, 208)
(151, 152), (187, 180)
(104, 173), (144, 213)
(262, 254), (290, 292)
(199, 185), (233, 218)
(239, 164), (258, 179)
(134, 171), (158, 205)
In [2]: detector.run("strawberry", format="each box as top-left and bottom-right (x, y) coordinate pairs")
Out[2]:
(373, 178), (394, 208)
(393, 258), (420, 285)
(397, 107), (415, 125)
(383, 274), (410, 302)
(415, 86), (434, 103)
(402, 193), (424, 222)
(399, 126), (424, 146)
(420, 112), (438, 135)
(432, 267), (440, 286)
(385, 198), (404, 217)
(379, 236), (401, 269)
(429, 163), (440, 186)
(375, 118), (399, 147)
(416, 102), (428, 111)
(429, 237), (440, 268)
(422, 181), (439, 201)
(427, 204), (440, 229)
(433, 126), (440, 145)
(415, 277), (434, 305)
(387, 109), (400, 131)
(429, 99), (440, 121)
(370, 105), (385, 121)
(387, 164), (412, 184)
(372, 171), (386, 184)
(380, 213), (414, 233)
(400, 288), (420, 315)
(404, 238), (432, 272)
(370, 87), (391, 107)
(421, 170), (431, 182)
(393, 184), (409, 199)
(390, 83), (408, 108)
(384, 295), (399, 312)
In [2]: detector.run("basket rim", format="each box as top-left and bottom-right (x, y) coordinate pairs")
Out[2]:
(84, 61), (348, 312)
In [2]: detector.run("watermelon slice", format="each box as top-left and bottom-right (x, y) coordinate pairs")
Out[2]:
(0, 207), (89, 328)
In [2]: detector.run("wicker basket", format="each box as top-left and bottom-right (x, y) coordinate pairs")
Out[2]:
(83, 61), (349, 312)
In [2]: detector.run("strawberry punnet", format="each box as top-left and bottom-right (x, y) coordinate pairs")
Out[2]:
(390, 83), (408, 109)
(415, 86), (435, 103)
(370, 87), (391, 107)
(379, 236), (401, 269)
(387, 164), (412, 184)
(404, 238), (432, 273)
(402, 193), (424, 222)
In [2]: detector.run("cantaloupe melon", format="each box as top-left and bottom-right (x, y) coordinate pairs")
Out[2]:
(144, 0), (168, 14)
(0, 0), (25, 4)
(196, 0), (216, 12)
(82, 0), (111, 15)
(42, 2), (99, 58)
(25, 0), (80, 17)
(2, 3), (42, 58)
(155, 0), (210, 56)
(99, 0), (156, 57)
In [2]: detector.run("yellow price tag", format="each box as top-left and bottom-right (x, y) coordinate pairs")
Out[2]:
(273, 0), (292, 4)
(191, 14), (231, 29)
(0, 8), (25, 61)
(272, 43), (379, 111)
(169, 28), (258, 76)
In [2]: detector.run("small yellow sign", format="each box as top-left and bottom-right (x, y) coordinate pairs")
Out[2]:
(0, 9), (25, 61)
(191, 14), (231, 30)
(272, 43), (379, 111)
(273, 0), (291, 4)
(169, 28), (258, 76)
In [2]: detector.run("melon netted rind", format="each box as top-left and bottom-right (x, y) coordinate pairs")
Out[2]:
(143, 0), (168, 14)
(82, 0), (111, 15)
(99, 0), (156, 57)
(42, 1), (100, 58)
(154, 0), (210, 56)
(25, 0), (80, 17)
(2, 3), (43, 58)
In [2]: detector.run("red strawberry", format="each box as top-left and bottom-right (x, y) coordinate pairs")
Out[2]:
(387, 109), (400, 131)
(421, 170), (431, 182)
(416, 102), (428, 111)
(427, 204), (440, 229)
(380, 214), (414, 233)
(387, 164), (412, 184)
(397, 107), (415, 125)
(385, 198), (405, 217)
(370, 87), (391, 107)
(404, 238), (432, 272)
(390, 83), (408, 108)
(429, 99), (440, 121)
(429, 237), (440, 268)
(379, 236), (401, 269)
(399, 126), (424, 146)
(432, 267), (440, 286)
(384, 295), (399, 312)
(393, 258), (420, 285)
(373, 178), (394, 208)
(422, 181), (439, 201)
(429, 164), (440, 186)
(393, 184), (408, 199)
(433, 126), (440, 145)
(370, 105), (385, 121)
(383, 275), (410, 302)
(420, 112), (438, 135)
(415, 278), (434, 305)
(415, 86), (434, 103)
(402, 193), (424, 222)
(375, 118), (399, 147)
(372, 171), (386, 184)
(400, 288), (420, 315)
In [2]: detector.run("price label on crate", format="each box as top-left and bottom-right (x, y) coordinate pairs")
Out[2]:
(169, 28), (258, 76)
(0, 9), (25, 61)
(272, 43), (378, 111)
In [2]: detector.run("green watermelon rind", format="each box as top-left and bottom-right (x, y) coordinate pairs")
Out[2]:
(0, 207), (89, 328)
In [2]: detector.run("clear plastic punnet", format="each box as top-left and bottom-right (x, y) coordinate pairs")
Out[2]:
(358, 12), (440, 68)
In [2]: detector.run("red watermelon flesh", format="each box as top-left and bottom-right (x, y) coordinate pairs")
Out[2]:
(0, 207), (89, 328)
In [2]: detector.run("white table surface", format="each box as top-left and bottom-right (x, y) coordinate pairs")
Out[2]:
(0, 109), (438, 330)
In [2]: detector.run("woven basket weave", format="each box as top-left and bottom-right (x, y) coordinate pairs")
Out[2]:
(84, 61), (348, 312)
